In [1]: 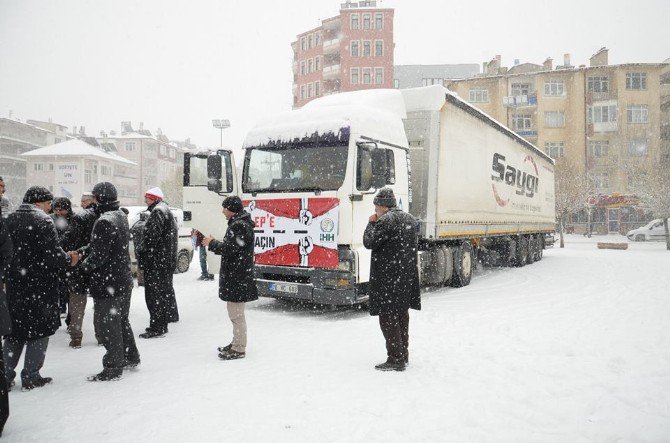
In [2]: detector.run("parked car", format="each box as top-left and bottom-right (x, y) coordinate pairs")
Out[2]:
(125, 206), (194, 276)
(626, 219), (668, 241)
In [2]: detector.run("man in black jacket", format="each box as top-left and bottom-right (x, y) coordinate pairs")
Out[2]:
(4, 187), (73, 389)
(363, 188), (421, 372)
(52, 197), (73, 318)
(203, 196), (258, 360)
(76, 182), (140, 381)
(61, 192), (99, 348)
(0, 214), (13, 435)
(137, 187), (179, 339)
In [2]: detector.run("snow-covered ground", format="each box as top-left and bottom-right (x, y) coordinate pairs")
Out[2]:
(4, 234), (670, 442)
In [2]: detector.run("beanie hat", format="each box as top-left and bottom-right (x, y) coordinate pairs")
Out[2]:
(23, 186), (54, 204)
(92, 182), (118, 203)
(81, 191), (94, 198)
(144, 187), (164, 202)
(373, 187), (397, 208)
(222, 196), (243, 213)
(52, 197), (72, 212)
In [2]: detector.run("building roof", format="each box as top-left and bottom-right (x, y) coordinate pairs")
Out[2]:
(21, 139), (136, 165)
(394, 64), (481, 81)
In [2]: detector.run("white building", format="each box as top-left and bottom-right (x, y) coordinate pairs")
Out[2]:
(22, 139), (138, 206)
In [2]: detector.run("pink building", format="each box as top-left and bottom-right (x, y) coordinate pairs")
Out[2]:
(291, 1), (394, 108)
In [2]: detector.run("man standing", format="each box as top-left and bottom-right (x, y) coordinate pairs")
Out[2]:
(61, 192), (100, 348)
(0, 177), (11, 218)
(4, 187), (73, 389)
(363, 188), (420, 372)
(0, 213), (12, 434)
(51, 197), (73, 318)
(203, 196), (258, 360)
(137, 187), (179, 339)
(192, 229), (214, 280)
(77, 182), (140, 381)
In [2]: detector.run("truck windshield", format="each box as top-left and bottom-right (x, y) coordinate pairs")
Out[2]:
(243, 145), (348, 192)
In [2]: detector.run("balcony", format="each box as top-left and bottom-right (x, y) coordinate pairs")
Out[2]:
(586, 91), (617, 104)
(514, 129), (538, 138)
(322, 64), (341, 78)
(503, 93), (537, 108)
(323, 38), (341, 54)
(589, 122), (618, 134)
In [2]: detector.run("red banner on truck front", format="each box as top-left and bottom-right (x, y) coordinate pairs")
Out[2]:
(243, 198), (339, 268)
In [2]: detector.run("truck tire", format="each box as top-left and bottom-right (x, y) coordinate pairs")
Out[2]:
(527, 235), (537, 264)
(513, 236), (529, 267)
(450, 241), (473, 288)
(537, 236), (544, 261)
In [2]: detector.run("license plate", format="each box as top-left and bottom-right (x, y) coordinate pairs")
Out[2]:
(269, 283), (299, 294)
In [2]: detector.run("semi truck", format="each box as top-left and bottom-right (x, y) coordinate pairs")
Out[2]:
(183, 85), (556, 305)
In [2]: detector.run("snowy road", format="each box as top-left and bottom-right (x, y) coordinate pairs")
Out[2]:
(4, 235), (670, 442)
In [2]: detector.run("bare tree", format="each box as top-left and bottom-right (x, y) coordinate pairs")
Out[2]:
(554, 159), (592, 248)
(624, 162), (670, 250)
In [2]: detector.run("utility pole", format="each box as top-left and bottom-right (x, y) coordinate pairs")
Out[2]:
(212, 119), (231, 148)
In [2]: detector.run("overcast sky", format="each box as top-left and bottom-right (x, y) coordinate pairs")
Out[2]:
(1, 0), (668, 154)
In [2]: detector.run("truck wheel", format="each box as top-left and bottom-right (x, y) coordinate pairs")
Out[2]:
(536, 236), (544, 261)
(176, 250), (190, 273)
(450, 242), (473, 288)
(513, 236), (529, 267)
(527, 236), (537, 264)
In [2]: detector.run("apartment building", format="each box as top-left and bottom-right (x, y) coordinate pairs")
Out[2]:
(393, 64), (480, 89)
(97, 123), (185, 204)
(291, 1), (394, 108)
(447, 48), (670, 234)
(0, 117), (69, 206)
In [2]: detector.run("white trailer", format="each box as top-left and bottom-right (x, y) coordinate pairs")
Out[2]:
(183, 85), (555, 304)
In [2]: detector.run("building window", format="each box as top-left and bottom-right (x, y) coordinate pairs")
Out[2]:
(301, 37), (306, 51)
(363, 41), (371, 57)
(375, 13), (383, 29)
(101, 165), (111, 176)
(375, 40), (383, 57)
(628, 139), (648, 156)
(301, 85), (306, 99)
(308, 59), (313, 73)
(544, 80), (565, 96)
(85, 170), (92, 184)
(469, 88), (489, 103)
(544, 111), (565, 128)
(48, 163), (54, 171)
(351, 41), (359, 57)
(512, 114), (533, 130)
(394, 79), (399, 89)
(125, 142), (136, 151)
(544, 142), (565, 159)
(92, 164), (97, 175)
(315, 33), (320, 46)
(314, 81), (320, 97)
(362, 68), (371, 85)
(300, 61), (305, 76)
(351, 14), (359, 30)
(588, 76), (609, 93)
(511, 83), (532, 96)
(169, 148), (175, 159)
(588, 105), (617, 123)
(160, 145), (166, 155)
(422, 78), (443, 86)
(588, 140), (609, 157)
(590, 171), (609, 190)
(308, 34), (313, 49)
(315, 56), (320, 71)
(626, 72), (647, 90)
(351, 68), (360, 85)
(363, 13), (371, 29)
(627, 105), (649, 124)
(308, 83), (313, 98)
(34, 163), (44, 171)
(375, 68), (383, 85)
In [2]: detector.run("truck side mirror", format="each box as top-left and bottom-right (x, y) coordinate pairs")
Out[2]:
(207, 154), (223, 193)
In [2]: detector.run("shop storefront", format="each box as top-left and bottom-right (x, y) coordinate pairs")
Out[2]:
(568, 194), (653, 235)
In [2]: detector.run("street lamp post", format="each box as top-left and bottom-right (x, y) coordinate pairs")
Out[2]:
(212, 119), (231, 148)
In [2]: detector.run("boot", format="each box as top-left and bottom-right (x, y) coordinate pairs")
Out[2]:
(22, 376), (53, 391)
(69, 337), (82, 349)
(124, 355), (141, 369)
(87, 368), (123, 382)
(217, 344), (232, 353)
(139, 328), (166, 339)
(218, 349), (245, 360)
(374, 359), (406, 372)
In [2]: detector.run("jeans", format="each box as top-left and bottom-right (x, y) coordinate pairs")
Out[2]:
(199, 246), (209, 276)
(378, 311), (410, 362)
(3, 337), (49, 384)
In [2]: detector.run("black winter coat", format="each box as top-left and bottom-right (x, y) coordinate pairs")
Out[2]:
(80, 202), (133, 300)
(138, 201), (177, 274)
(208, 211), (258, 303)
(61, 208), (98, 294)
(5, 204), (71, 339)
(363, 208), (421, 316)
(0, 220), (13, 336)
